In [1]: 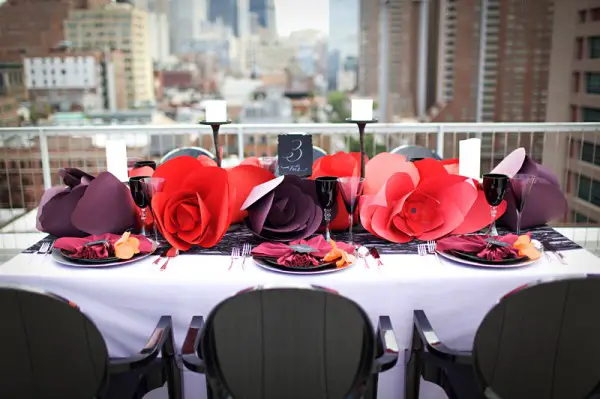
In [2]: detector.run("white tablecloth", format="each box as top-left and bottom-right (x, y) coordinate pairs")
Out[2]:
(1, 245), (599, 399)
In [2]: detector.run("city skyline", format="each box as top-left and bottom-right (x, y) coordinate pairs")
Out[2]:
(275, 0), (329, 36)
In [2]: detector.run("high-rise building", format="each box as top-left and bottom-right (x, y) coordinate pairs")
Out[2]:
(249, 0), (276, 31)
(64, 3), (155, 107)
(328, 0), (359, 91)
(0, 62), (26, 127)
(209, 0), (239, 36)
(170, 0), (207, 54)
(23, 51), (127, 112)
(0, 0), (110, 62)
(544, 0), (600, 224)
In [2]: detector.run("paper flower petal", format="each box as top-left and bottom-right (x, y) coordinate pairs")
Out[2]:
(364, 152), (420, 196)
(227, 165), (274, 224)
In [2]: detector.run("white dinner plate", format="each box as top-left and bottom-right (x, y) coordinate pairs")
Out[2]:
(253, 257), (353, 275)
(436, 239), (543, 269)
(51, 246), (156, 268)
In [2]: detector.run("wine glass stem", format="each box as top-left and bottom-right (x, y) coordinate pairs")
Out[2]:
(324, 209), (331, 242)
(488, 206), (498, 236)
(348, 207), (354, 244)
(140, 208), (147, 236)
(516, 211), (522, 236)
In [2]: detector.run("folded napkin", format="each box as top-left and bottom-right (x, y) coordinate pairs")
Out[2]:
(54, 233), (153, 259)
(252, 235), (355, 259)
(436, 234), (521, 261)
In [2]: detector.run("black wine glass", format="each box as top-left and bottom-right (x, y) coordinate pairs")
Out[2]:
(315, 176), (338, 242)
(482, 173), (509, 236)
(133, 160), (157, 170)
(338, 176), (365, 245)
(129, 176), (151, 235)
(510, 174), (537, 235)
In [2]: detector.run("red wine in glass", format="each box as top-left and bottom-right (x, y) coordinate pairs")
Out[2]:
(482, 173), (509, 236)
(129, 176), (150, 235)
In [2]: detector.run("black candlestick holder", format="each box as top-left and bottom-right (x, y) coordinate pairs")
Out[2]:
(346, 118), (378, 179)
(199, 120), (232, 167)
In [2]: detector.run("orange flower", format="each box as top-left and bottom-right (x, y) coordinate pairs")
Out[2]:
(114, 232), (140, 259)
(323, 240), (355, 268)
(512, 235), (541, 260)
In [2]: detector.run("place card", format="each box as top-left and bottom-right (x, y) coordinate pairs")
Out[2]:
(459, 138), (481, 180)
(277, 134), (313, 177)
(105, 137), (128, 182)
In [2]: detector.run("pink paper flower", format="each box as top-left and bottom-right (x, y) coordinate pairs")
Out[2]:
(360, 155), (507, 243)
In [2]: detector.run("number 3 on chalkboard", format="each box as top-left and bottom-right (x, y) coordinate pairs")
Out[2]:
(284, 139), (303, 163)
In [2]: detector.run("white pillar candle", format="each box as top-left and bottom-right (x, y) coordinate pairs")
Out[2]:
(204, 100), (228, 122)
(351, 99), (373, 121)
(458, 138), (482, 180)
(105, 136), (129, 182)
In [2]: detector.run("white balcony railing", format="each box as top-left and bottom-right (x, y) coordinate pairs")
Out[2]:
(1, 122), (600, 255)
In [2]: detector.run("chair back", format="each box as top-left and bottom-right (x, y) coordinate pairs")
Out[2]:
(390, 145), (441, 161)
(0, 285), (109, 398)
(313, 146), (327, 162)
(200, 287), (375, 399)
(160, 147), (215, 164)
(474, 277), (600, 399)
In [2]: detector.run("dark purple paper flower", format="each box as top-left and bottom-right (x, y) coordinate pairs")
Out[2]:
(492, 148), (567, 230)
(36, 168), (138, 237)
(241, 175), (323, 242)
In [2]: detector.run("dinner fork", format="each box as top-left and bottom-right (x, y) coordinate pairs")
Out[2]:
(38, 242), (50, 255)
(240, 243), (251, 270)
(159, 247), (178, 271)
(426, 240), (442, 264)
(228, 247), (241, 271)
(417, 243), (427, 256)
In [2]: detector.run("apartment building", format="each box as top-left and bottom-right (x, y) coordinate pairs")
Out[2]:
(64, 3), (155, 107)
(23, 51), (126, 112)
(545, 0), (600, 225)
(0, 63), (26, 127)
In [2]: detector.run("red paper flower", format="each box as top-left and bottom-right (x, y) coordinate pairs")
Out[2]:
(310, 152), (365, 231)
(152, 156), (235, 250)
(360, 155), (506, 243)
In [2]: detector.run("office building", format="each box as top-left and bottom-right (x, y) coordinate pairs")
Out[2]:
(65, 3), (155, 107)
(170, 0), (207, 54)
(328, 0), (359, 91)
(24, 51), (127, 112)
(0, 0), (110, 62)
(249, 0), (276, 31)
(209, 0), (239, 36)
(0, 63), (26, 127)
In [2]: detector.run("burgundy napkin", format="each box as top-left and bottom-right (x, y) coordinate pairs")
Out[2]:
(436, 234), (521, 261)
(251, 235), (355, 259)
(54, 233), (153, 259)
(277, 253), (320, 267)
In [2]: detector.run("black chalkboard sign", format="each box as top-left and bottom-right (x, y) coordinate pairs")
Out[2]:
(277, 134), (313, 177)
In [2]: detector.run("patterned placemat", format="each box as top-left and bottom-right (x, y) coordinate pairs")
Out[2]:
(24, 225), (581, 256)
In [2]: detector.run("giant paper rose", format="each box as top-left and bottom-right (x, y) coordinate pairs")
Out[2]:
(152, 156), (235, 250)
(310, 152), (365, 230)
(360, 154), (507, 243)
(241, 175), (322, 241)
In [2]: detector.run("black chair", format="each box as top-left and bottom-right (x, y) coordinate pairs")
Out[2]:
(406, 276), (600, 399)
(0, 285), (182, 399)
(390, 145), (441, 161)
(160, 147), (216, 164)
(181, 286), (398, 399)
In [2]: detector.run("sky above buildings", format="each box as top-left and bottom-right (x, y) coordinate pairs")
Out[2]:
(275, 0), (329, 36)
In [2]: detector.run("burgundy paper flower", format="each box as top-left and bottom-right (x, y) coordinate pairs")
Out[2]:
(241, 175), (322, 242)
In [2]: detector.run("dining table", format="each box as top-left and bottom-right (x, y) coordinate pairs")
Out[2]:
(1, 226), (599, 399)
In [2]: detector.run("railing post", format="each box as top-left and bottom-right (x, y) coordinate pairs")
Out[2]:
(436, 124), (445, 158)
(237, 125), (245, 160)
(39, 129), (52, 190)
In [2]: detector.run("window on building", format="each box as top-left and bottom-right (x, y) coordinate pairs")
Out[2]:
(581, 141), (600, 165)
(589, 36), (600, 58)
(579, 10), (587, 23)
(587, 72), (600, 94)
(576, 37), (584, 59)
(591, 7), (600, 21)
(577, 176), (600, 206)
(582, 107), (600, 121)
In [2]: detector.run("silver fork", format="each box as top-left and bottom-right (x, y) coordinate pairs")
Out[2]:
(417, 243), (427, 256)
(228, 247), (241, 271)
(426, 240), (442, 264)
(241, 243), (251, 270)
